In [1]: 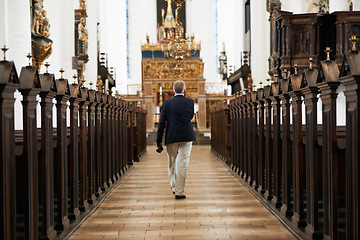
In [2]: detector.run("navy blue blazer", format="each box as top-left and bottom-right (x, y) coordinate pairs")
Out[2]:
(156, 95), (196, 145)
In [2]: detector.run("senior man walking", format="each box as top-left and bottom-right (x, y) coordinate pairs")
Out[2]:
(156, 80), (196, 199)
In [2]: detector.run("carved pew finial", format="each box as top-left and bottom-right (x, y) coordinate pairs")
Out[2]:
(59, 68), (65, 79)
(350, 35), (357, 52)
(26, 53), (32, 66)
(282, 69), (288, 79)
(1, 45), (8, 61)
(325, 47), (332, 61)
(293, 64), (298, 75)
(72, 74), (77, 84)
(45, 62), (50, 73)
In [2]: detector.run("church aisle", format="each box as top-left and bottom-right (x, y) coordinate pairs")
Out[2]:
(68, 146), (296, 240)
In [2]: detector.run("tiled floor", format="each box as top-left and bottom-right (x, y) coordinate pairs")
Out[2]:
(68, 145), (296, 240)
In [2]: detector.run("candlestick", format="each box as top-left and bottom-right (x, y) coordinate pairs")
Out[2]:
(45, 62), (50, 73)
(60, 68), (65, 79)
(325, 47), (331, 61)
(1, 45), (9, 61)
(309, 57), (313, 70)
(26, 53), (32, 66)
(73, 74), (77, 84)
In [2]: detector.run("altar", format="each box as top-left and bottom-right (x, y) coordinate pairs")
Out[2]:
(141, 0), (207, 131)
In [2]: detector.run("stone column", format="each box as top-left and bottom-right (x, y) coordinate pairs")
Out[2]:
(329, 0), (349, 13)
(250, 0), (270, 87)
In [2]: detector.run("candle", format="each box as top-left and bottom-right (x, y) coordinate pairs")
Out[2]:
(160, 86), (162, 95)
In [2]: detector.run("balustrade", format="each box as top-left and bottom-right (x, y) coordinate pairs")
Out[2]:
(211, 48), (360, 240)
(0, 57), (147, 239)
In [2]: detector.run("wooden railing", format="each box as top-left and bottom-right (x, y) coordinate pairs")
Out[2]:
(0, 60), (147, 240)
(211, 51), (360, 240)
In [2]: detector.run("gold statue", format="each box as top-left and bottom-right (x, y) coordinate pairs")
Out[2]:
(78, 17), (88, 54)
(161, 9), (165, 25)
(80, 0), (86, 9)
(97, 75), (102, 91)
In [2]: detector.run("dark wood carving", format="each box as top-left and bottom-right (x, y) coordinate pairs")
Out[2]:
(270, 81), (282, 208)
(18, 66), (41, 239)
(68, 82), (81, 221)
(290, 74), (306, 228)
(39, 72), (57, 239)
(256, 88), (265, 195)
(94, 92), (103, 197)
(87, 89), (96, 204)
(101, 93), (109, 190)
(340, 51), (360, 240)
(78, 87), (89, 211)
(264, 85), (273, 201)
(54, 78), (70, 230)
(0, 59), (147, 239)
(319, 60), (341, 240)
(0, 61), (19, 240)
(303, 68), (322, 239)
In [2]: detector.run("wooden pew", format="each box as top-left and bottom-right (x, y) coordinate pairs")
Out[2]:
(0, 60), (19, 240)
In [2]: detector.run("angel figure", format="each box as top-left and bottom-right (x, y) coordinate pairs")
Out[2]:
(32, 2), (42, 34)
(42, 10), (50, 37)
(78, 17), (88, 54)
(80, 0), (86, 9)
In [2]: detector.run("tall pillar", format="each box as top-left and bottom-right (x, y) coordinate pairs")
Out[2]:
(329, 0), (349, 13)
(250, 0), (270, 87)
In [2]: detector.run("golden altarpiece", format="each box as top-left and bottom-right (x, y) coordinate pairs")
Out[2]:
(140, 0), (208, 131)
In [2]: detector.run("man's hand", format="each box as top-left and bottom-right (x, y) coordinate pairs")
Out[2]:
(156, 142), (164, 153)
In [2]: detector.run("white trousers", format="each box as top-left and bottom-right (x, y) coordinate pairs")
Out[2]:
(166, 141), (192, 196)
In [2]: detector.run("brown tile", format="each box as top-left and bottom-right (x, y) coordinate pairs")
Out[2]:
(70, 146), (296, 240)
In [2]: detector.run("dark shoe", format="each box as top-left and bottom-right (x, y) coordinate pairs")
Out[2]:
(175, 195), (186, 199)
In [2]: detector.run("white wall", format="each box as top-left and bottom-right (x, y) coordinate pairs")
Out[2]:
(128, 0), (157, 87)
(329, 0), (348, 13)
(98, 0), (128, 94)
(218, 0), (244, 75)
(250, 0), (270, 87)
(354, 0), (360, 10)
(187, 0), (218, 82)
(45, 0), (76, 80)
(282, 0), (317, 14)
(0, 0), (8, 46)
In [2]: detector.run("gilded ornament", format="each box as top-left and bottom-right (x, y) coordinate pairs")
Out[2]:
(2, 45), (8, 61)
(33, 41), (53, 71)
(80, 0), (86, 9)
(78, 17), (88, 54)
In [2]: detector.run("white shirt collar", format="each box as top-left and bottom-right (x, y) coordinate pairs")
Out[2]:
(174, 93), (184, 96)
